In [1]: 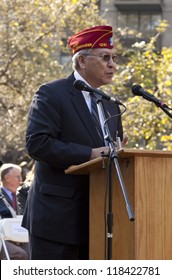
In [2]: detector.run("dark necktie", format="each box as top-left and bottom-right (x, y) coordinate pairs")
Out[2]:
(90, 93), (104, 141)
(11, 192), (17, 211)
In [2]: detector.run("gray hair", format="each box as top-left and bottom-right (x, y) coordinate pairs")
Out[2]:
(72, 49), (92, 70)
(0, 163), (21, 181)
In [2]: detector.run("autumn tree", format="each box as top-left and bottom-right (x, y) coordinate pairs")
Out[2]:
(0, 1), (171, 165)
(0, 0), (105, 163)
(105, 20), (172, 150)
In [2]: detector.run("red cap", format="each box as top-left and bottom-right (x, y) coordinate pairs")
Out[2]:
(68, 25), (114, 54)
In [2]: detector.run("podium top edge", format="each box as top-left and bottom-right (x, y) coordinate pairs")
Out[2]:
(65, 148), (172, 175)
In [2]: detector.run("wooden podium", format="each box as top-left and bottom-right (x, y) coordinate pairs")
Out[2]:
(66, 149), (172, 260)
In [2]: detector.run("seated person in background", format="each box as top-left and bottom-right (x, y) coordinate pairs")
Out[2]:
(16, 165), (34, 215)
(0, 163), (29, 260)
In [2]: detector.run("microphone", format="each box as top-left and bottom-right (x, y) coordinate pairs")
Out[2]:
(73, 80), (124, 106)
(132, 84), (170, 109)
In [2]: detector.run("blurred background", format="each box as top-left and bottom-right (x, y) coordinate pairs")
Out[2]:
(0, 0), (171, 169)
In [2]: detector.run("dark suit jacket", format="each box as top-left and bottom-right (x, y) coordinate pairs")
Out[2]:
(0, 188), (14, 218)
(22, 73), (123, 245)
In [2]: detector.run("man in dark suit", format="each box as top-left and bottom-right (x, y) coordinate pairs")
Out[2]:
(22, 25), (127, 260)
(0, 163), (29, 259)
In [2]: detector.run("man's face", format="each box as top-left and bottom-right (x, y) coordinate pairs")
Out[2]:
(5, 168), (22, 192)
(79, 48), (117, 88)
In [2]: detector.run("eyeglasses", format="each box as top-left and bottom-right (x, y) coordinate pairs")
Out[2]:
(84, 53), (118, 63)
(10, 175), (22, 180)
(15, 176), (22, 180)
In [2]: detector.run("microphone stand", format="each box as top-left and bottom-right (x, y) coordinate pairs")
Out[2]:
(157, 104), (172, 119)
(95, 95), (135, 260)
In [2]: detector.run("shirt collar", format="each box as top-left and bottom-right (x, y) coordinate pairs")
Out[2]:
(1, 186), (13, 199)
(74, 70), (92, 110)
(74, 70), (92, 95)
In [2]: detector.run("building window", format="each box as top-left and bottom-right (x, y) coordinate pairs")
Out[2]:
(117, 11), (162, 38)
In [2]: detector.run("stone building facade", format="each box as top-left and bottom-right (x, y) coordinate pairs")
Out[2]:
(99, 0), (172, 47)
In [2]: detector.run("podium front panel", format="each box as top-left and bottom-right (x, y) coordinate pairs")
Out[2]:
(89, 152), (172, 260)
(89, 157), (134, 260)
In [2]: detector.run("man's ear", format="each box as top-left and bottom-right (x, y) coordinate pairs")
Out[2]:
(4, 173), (10, 182)
(77, 55), (86, 69)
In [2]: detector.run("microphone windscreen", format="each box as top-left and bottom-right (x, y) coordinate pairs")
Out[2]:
(132, 84), (142, 96)
(73, 80), (85, 90)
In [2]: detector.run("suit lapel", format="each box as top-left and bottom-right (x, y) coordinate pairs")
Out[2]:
(67, 74), (104, 147)
(1, 188), (12, 206)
